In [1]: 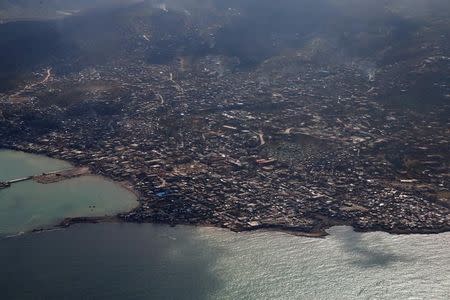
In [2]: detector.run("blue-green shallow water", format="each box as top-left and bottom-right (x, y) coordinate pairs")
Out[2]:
(1, 224), (449, 300)
(0, 150), (72, 181)
(0, 150), (138, 235)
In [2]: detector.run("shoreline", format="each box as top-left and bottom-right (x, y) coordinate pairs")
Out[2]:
(4, 212), (450, 240)
(1, 147), (450, 239)
(29, 215), (450, 240)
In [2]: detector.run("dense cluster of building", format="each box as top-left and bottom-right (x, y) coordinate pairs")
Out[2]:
(0, 54), (449, 235)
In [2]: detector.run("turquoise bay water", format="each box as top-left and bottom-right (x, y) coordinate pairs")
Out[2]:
(1, 224), (449, 300)
(0, 150), (138, 235)
(0, 150), (72, 181)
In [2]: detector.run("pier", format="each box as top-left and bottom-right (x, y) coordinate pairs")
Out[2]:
(0, 176), (31, 189)
(0, 168), (82, 190)
(0, 176), (31, 190)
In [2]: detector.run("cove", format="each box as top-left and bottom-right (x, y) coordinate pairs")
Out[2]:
(0, 150), (138, 235)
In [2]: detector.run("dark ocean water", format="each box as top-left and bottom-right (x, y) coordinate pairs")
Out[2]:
(1, 223), (449, 300)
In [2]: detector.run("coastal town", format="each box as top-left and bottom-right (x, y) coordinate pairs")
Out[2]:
(3, 2), (450, 300)
(0, 52), (449, 235)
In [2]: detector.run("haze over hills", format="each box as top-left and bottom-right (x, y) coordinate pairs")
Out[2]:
(0, 0), (449, 106)
(0, 0), (141, 21)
